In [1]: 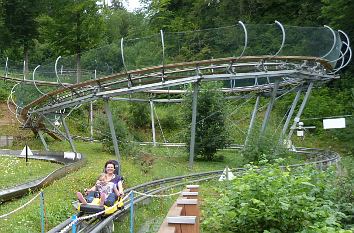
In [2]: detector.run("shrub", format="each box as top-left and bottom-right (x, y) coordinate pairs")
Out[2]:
(202, 164), (352, 233)
(129, 101), (150, 128)
(182, 82), (230, 160)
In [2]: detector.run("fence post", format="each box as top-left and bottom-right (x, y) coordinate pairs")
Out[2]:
(130, 191), (134, 233)
(71, 215), (77, 233)
(39, 192), (45, 233)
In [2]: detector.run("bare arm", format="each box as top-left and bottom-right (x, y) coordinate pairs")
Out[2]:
(85, 181), (98, 194)
(117, 181), (124, 196)
(113, 185), (120, 197)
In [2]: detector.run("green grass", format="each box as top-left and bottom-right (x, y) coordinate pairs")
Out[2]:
(0, 156), (62, 189)
(0, 140), (246, 233)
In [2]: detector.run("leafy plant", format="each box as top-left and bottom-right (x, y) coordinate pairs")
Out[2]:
(129, 101), (150, 129)
(202, 164), (353, 233)
(182, 82), (230, 161)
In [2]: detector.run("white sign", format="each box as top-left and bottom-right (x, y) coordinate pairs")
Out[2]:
(20, 145), (33, 156)
(323, 118), (346, 129)
(297, 130), (304, 137)
(64, 152), (76, 160)
(219, 167), (235, 181)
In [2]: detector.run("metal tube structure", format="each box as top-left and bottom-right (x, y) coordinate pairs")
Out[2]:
(150, 100), (156, 146)
(244, 95), (260, 146)
(238, 21), (248, 58)
(121, 38), (128, 73)
(278, 86), (302, 145)
(41, 114), (69, 141)
(160, 29), (165, 69)
(90, 101), (93, 142)
(38, 130), (49, 151)
(33, 65), (45, 95)
(104, 99), (121, 163)
(189, 82), (200, 168)
(61, 116), (77, 153)
(5, 57), (8, 78)
(23, 60), (26, 80)
(274, 20), (285, 56)
(321, 25), (337, 59)
(287, 82), (314, 141)
(260, 81), (280, 135)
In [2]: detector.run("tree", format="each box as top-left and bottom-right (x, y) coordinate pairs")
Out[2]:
(2, 0), (43, 74)
(183, 82), (229, 160)
(40, 0), (104, 83)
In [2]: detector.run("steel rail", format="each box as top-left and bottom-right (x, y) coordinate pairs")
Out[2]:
(20, 55), (333, 114)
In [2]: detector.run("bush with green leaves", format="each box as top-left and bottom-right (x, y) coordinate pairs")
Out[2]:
(94, 107), (132, 153)
(202, 163), (353, 233)
(129, 101), (150, 128)
(0, 82), (11, 101)
(242, 130), (291, 164)
(182, 82), (230, 161)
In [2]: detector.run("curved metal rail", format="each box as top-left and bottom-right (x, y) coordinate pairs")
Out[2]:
(0, 22), (348, 135)
(49, 147), (340, 233)
(0, 149), (85, 202)
(19, 56), (335, 123)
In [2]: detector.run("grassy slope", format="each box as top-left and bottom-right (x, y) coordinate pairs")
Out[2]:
(0, 156), (61, 189)
(0, 140), (245, 233)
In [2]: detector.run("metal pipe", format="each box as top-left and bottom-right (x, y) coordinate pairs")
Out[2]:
(260, 81), (279, 135)
(279, 86), (302, 144)
(238, 21), (248, 57)
(189, 82), (200, 168)
(90, 101), (93, 142)
(61, 116), (77, 153)
(244, 95), (260, 146)
(150, 100), (156, 146)
(321, 25), (337, 59)
(33, 65), (45, 95)
(121, 38), (128, 73)
(287, 82), (314, 140)
(274, 20), (285, 56)
(104, 99), (121, 164)
(38, 130), (49, 151)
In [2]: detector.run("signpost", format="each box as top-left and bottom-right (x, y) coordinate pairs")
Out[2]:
(21, 144), (33, 165)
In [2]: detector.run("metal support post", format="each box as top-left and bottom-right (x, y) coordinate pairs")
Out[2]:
(71, 215), (77, 233)
(104, 99), (121, 163)
(130, 191), (134, 233)
(260, 81), (279, 136)
(61, 117), (77, 153)
(150, 100), (156, 146)
(189, 82), (199, 168)
(287, 82), (314, 141)
(90, 101), (93, 142)
(38, 130), (49, 151)
(244, 95), (260, 146)
(40, 192), (45, 233)
(278, 87), (302, 145)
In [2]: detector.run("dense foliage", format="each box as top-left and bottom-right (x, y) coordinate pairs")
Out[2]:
(183, 82), (230, 160)
(202, 162), (353, 232)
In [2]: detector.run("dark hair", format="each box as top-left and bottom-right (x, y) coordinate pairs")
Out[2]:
(104, 160), (120, 176)
(104, 160), (116, 170)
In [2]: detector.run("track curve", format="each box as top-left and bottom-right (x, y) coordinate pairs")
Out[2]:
(0, 149), (84, 202)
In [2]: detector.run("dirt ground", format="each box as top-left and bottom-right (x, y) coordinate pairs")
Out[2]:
(0, 102), (17, 126)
